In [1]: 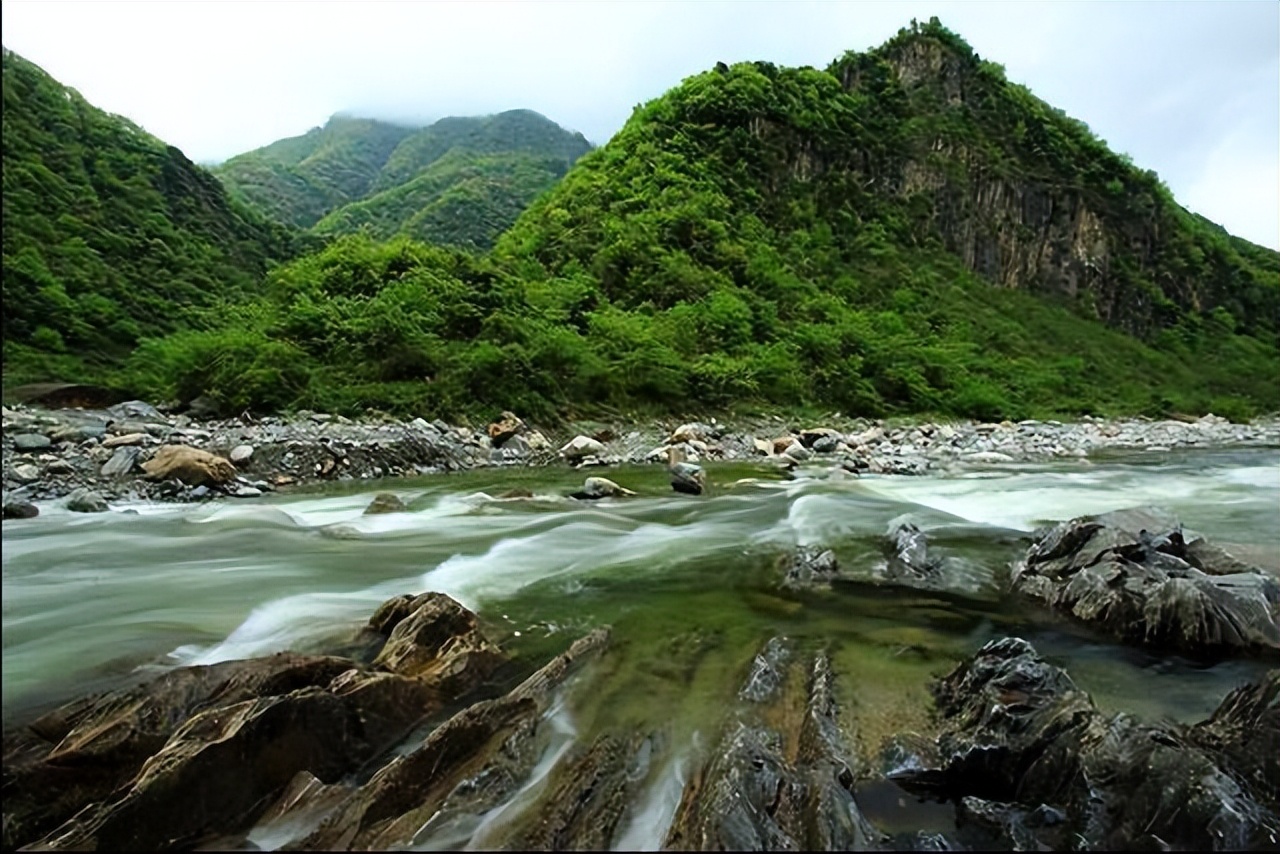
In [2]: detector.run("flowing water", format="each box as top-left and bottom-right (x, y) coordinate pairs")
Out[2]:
(3, 447), (1278, 848)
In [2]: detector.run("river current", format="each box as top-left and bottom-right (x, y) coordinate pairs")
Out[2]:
(3, 446), (1278, 848)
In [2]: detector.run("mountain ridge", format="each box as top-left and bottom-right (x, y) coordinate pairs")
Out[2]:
(214, 109), (593, 248)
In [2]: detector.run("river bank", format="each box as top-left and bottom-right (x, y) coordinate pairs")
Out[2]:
(3, 400), (1279, 515)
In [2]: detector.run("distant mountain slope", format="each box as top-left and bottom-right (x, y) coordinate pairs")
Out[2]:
(1, 47), (295, 382)
(216, 110), (592, 248)
(214, 116), (417, 227)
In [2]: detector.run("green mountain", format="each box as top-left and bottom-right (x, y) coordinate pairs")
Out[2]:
(25, 21), (1280, 423)
(216, 110), (593, 249)
(1, 48), (296, 384)
(213, 116), (417, 228)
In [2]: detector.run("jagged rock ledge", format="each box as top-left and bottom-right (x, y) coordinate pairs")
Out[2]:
(3, 400), (1278, 512)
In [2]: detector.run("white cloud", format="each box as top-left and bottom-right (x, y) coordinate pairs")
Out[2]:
(2, 0), (1276, 248)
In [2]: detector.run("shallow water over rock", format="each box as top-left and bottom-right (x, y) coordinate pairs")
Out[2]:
(3, 447), (1277, 849)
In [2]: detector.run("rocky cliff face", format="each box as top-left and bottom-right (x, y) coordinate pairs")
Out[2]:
(830, 24), (1279, 340)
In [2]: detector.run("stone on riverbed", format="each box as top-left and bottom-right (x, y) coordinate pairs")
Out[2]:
(559, 435), (607, 463)
(13, 433), (52, 452)
(782, 546), (840, 589)
(65, 488), (108, 513)
(140, 445), (237, 487)
(1012, 506), (1280, 655)
(100, 446), (141, 478)
(12, 463), (40, 483)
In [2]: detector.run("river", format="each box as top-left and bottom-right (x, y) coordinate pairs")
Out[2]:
(3, 446), (1277, 848)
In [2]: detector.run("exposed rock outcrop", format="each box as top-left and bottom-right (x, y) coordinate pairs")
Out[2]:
(5, 592), (510, 852)
(1012, 506), (1280, 655)
(889, 637), (1280, 850)
(663, 637), (884, 851)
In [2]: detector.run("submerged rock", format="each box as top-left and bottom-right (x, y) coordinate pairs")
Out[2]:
(890, 637), (1280, 851)
(885, 522), (936, 582)
(1012, 506), (1280, 655)
(362, 492), (408, 514)
(782, 546), (840, 590)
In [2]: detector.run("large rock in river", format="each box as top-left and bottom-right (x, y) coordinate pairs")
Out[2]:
(140, 445), (237, 486)
(1012, 506), (1280, 655)
(888, 637), (1279, 850)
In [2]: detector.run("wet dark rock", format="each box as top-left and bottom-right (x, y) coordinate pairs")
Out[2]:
(27, 675), (435, 851)
(362, 492), (408, 515)
(665, 639), (883, 851)
(286, 628), (611, 850)
(891, 637), (1280, 851)
(507, 730), (653, 851)
(1013, 506), (1280, 655)
(371, 592), (506, 696)
(782, 546), (840, 590)
(4, 593), (527, 852)
(2, 497), (39, 519)
(812, 434), (840, 454)
(669, 460), (706, 495)
(2, 653), (355, 850)
(65, 488), (108, 513)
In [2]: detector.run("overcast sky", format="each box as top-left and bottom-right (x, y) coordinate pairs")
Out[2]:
(3, 1), (1277, 249)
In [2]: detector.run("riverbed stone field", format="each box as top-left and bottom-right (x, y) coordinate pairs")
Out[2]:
(4, 400), (1277, 513)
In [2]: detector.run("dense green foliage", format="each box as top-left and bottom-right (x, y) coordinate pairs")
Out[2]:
(1, 48), (297, 385)
(312, 151), (576, 250)
(216, 110), (592, 248)
(8, 23), (1279, 424)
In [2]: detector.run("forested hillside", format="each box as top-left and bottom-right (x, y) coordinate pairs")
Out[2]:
(1, 48), (297, 384)
(123, 21), (1280, 422)
(216, 110), (592, 249)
